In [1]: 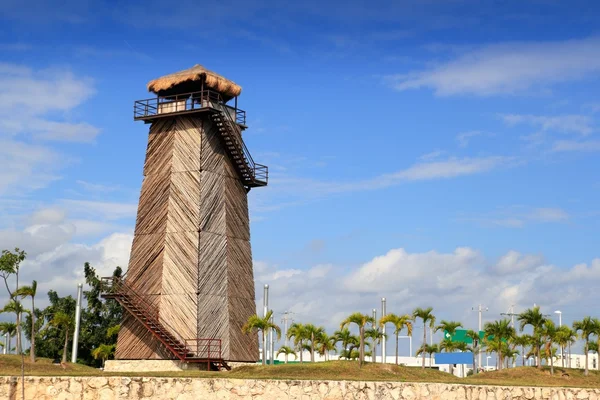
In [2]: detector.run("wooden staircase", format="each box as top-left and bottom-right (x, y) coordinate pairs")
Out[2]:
(210, 107), (268, 189)
(101, 277), (230, 371)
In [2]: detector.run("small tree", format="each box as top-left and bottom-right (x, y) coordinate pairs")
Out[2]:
(51, 311), (74, 364)
(92, 344), (115, 368)
(412, 307), (436, 369)
(380, 313), (412, 365)
(573, 317), (597, 376)
(0, 322), (16, 354)
(465, 329), (480, 373)
(303, 324), (325, 362)
(287, 323), (307, 363)
(241, 310), (281, 365)
(0, 300), (29, 355)
(484, 319), (515, 370)
(340, 312), (375, 368)
(14, 280), (37, 362)
(277, 346), (297, 364)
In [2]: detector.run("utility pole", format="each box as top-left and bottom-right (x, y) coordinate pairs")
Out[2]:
(281, 311), (294, 348)
(381, 298), (386, 364)
(472, 304), (488, 372)
(71, 283), (83, 363)
(263, 284), (269, 364)
(372, 308), (377, 362)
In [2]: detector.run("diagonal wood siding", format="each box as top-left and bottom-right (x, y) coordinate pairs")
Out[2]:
(117, 114), (258, 362)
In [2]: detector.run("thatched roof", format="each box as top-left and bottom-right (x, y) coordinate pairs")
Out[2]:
(147, 64), (242, 100)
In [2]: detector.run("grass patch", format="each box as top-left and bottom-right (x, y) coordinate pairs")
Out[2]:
(466, 366), (600, 388)
(228, 361), (461, 383)
(1, 356), (599, 388)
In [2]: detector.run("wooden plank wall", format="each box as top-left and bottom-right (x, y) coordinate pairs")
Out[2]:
(116, 114), (258, 362)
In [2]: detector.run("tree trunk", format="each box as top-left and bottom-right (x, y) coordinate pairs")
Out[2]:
(550, 346), (554, 375)
(62, 330), (69, 364)
(498, 346), (503, 371)
(585, 342), (589, 376)
(359, 326), (365, 368)
(372, 338), (377, 363)
(15, 312), (21, 354)
(536, 343), (542, 369)
(422, 322), (426, 369)
(311, 333), (315, 362)
(285, 353), (288, 364)
(30, 296), (35, 363)
(262, 331), (267, 365)
(395, 332), (399, 365)
(299, 340), (303, 363)
(568, 342), (572, 368)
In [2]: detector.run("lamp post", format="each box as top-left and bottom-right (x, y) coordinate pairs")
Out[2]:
(555, 310), (563, 365)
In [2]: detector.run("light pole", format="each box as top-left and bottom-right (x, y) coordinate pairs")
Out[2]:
(555, 310), (562, 365)
(472, 304), (488, 371)
(381, 298), (386, 364)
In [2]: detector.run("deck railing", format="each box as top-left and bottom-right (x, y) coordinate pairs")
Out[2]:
(134, 89), (246, 126)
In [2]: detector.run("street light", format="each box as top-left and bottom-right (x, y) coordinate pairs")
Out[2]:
(554, 310), (563, 363)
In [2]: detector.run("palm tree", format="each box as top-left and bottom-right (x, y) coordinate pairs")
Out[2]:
(315, 332), (336, 361)
(340, 312), (375, 367)
(14, 280), (37, 362)
(0, 300), (29, 354)
(465, 329), (480, 373)
(435, 320), (463, 339)
(51, 311), (74, 364)
(303, 324), (325, 362)
(0, 322), (16, 354)
(287, 323), (307, 363)
(241, 310), (282, 365)
(365, 327), (385, 362)
(412, 307), (435, 369)
(92, 344), (115, 368)
(333, 328), (358, 355)
(573, 316), (597, 376)
(511, 334), (531, 367)
(277, 346), (297, 363)
(518, 306), (547, 368)
(555, 326), (575, 368)
(540, 319), (558, 375)
(484, 319), (515, 370)
(416, 343), (438, 367)
(380, 313), (413, 365)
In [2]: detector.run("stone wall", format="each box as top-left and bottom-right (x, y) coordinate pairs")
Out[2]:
(1, 376), (599, 399)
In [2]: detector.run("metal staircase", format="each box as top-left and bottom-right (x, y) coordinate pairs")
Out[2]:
(210, 105), (268, 189)
(101, 277), (230, 371)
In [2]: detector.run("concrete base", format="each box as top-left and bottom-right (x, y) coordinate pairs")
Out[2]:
(104, 359), (208, 372)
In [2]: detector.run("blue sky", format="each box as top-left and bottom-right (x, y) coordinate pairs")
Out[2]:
(2, 0), (600, 351)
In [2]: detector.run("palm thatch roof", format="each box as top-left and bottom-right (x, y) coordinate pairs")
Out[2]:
(147, 64), (242, 100)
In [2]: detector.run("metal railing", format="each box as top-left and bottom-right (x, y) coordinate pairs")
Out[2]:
(214, 103), (268, 186)
(134, 89), (246, 126)
(101, 276), (222, 362)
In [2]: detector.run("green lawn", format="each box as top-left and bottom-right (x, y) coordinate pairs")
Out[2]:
(1, 356), (599, 388)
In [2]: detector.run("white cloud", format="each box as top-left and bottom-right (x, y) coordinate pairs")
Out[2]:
(59, 199), (138, 221)
(456, 131), (483, 147)
(254, 246), (600, 350)
(459, 206), (569, 228)
(493, 251), (545, 275)
(388, 36), (600, 96)
(251, 155), (513, 215)
(0, 138), (64, 195)
(502, 114), (595, 136)
(552, 140), (600, 152)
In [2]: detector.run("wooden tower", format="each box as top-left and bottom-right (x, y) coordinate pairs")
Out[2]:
(105, 65), (267, 366)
